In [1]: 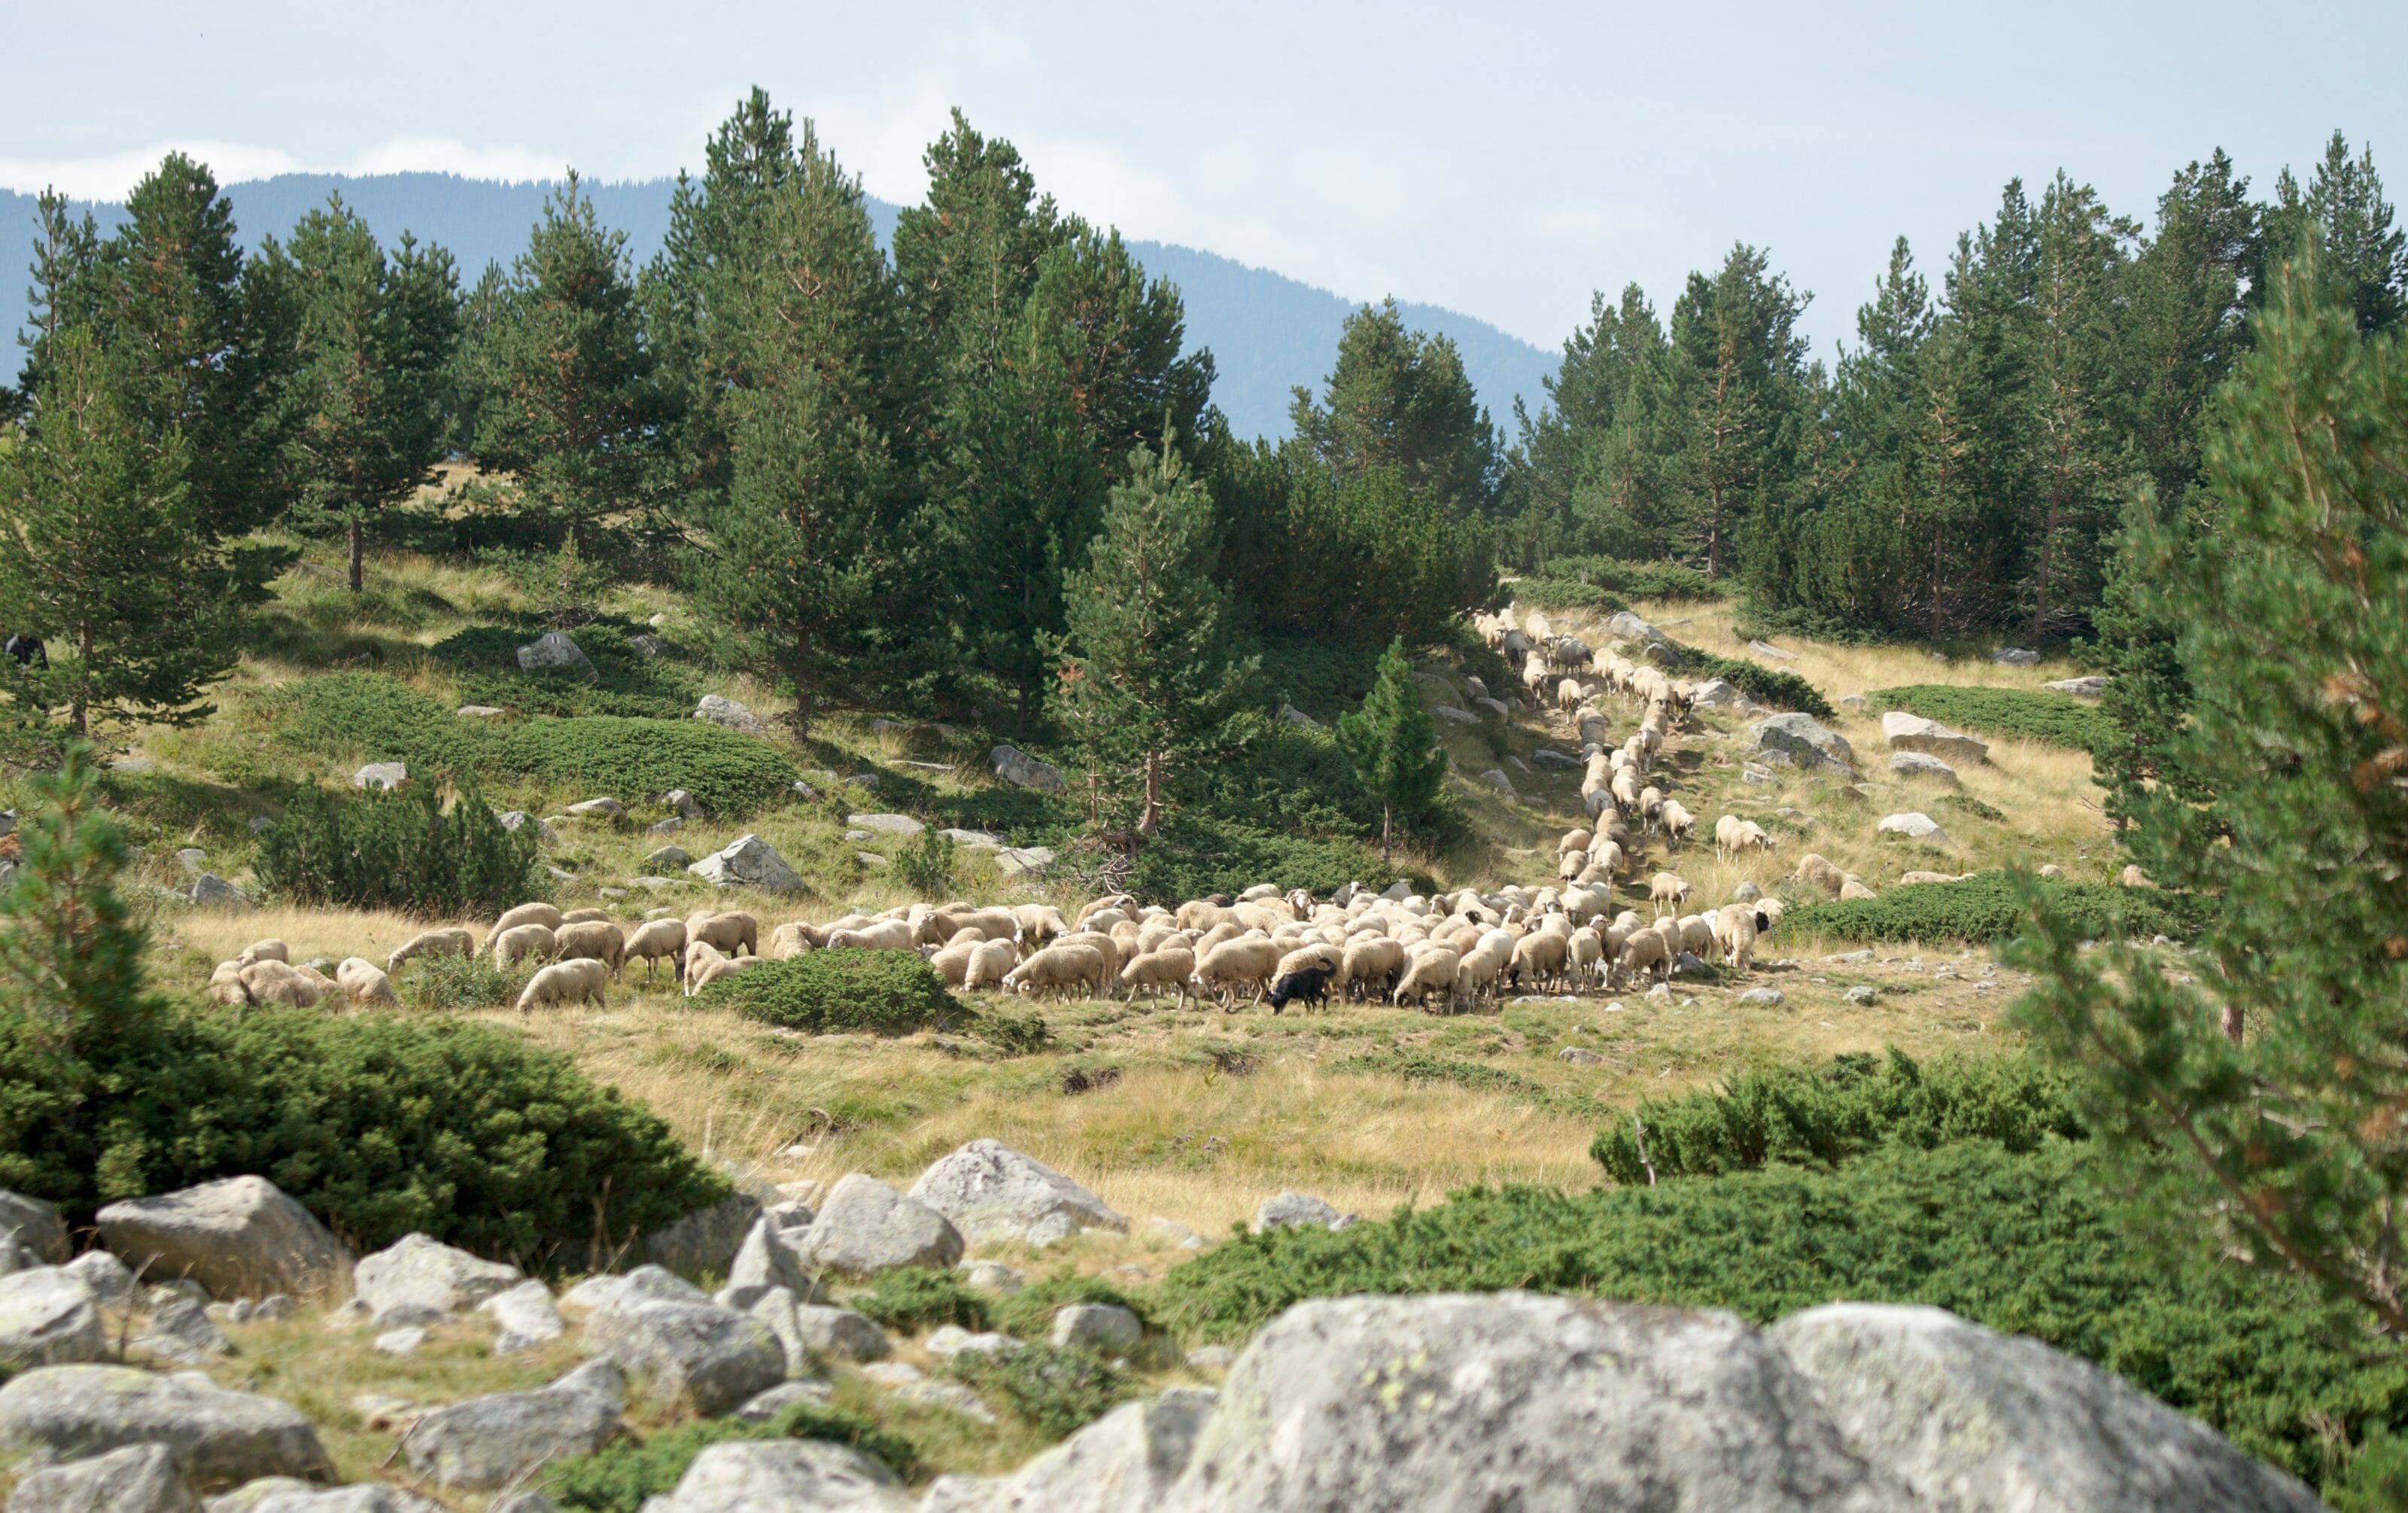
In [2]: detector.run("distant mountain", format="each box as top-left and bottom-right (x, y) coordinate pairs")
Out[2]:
(0, 173), (1557, 441)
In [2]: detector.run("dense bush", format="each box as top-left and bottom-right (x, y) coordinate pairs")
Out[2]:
(1785, 869), (2219, 945)
(945, 1344), (1138, 1441)
(698, 951), (967, 1035)
(255, 778), (540, 916)
(852, 1267), (993, 1332)
(1869, 684), (2113, 750)
(1252, 635), (1385, 723)
(1510, 577), (1625, 613)
(1662, 640), (1834, 719)
(1177, 721), (1386, 839)
(544, 1403), (918, 1511)
(1538, 556), (1727, 603)
(1154, 1141), (2408, 1489)
(892, 829), (958, 896)
(1589, 1049), (2084, 1184)
(1124, 815), (1407, 903)
(400, 951), (524, 1011)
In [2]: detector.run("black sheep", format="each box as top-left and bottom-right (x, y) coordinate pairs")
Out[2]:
(1266, 964), (1333, 1014)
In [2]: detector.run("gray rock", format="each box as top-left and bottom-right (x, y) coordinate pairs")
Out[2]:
(581, 1289), (784, 1417)
(487, 1496), (561, 1513)
(1991, 647), (2042, 665)
(1605, 610), (1669, 645)
(186, 875), (251, 910)
(925, 1326), (1019, 1360)
(8, 1441), (197, 1513)
(372, 1327), (425, 1356)
(1747, 639), (1798, 661)
(0, 1269), (103, 1369)
(1558, 1046), (1606, 1066)
(561, 1265), (707, 1318)
(642, 1195), (763, 1278)
(1477, 769), (1516, 798)
(1739, 988), (1787, 1007)
(660, 787), (701, 817)
(1769, 1301), (2321, 1512)
(940, 828), (1006, 850)
(1748, 714), (1856, 775)
(962, 1260), (1026, 1295)
(1052, 1303), (1142, 1354)
(692, 694), (768, 734)
(403, 1359), (624, 1490)
(687, 835), (805, 893)
(898, 1381), (998, 1423)
(1185, 1346), (1236, 1373)
(213, 1485), (448, 1513)
(1844, 985), (1877, 1004)
(1531, 748), (1579, 769)
(354, 1233), (523, 1326)
(1741, 764), (1780, 785)
(1277, 705), (1319, 729)
(175, 848), (209, 875)
(1877, 811), (1950, 848)
(990, 744), (1065, 793)
(1841, 693), (1868, 709)
(0, 1193), (68, 1264)
(1689, 677), (1748, 708)
(564, 797), (625, 819)
(1474, 696), (1515, 720)
(495, 811), (555, 844)
(1148, 1218), (1204, 1251)
(629, 633), (666, 658)
(1432, 705), (1479, 726)
(1881, 711), (1990, 766)
(906, 1140), (1128, 1248)
(716, 1217), (825, 1312)
(516, 632), (590, 674)
(480, 1278), (567, 1353)
(1889, 751), (1960, 786)
(993, 847), (1055, 878)
(733, 1378), (835, 1423)
(2045, 676), (2111, 700)
(847, 813), (924, 836)
(644, 845), (692, 869)
(789, 1304), (891, 1363)
(1732, 879), (1763, 903)
(350, 763), (406, 791)
(60, 1252), (135, 1310)
(97, 1177), (345, 1300)
(455, 705), (506, 718)
(1251, 1193), (1355, 1235)
(651, 1439), (911, 1512)
(0, 1365), (333, 1484)
(946, 1389), (1215, 1513)
(137, 1298), (230, 1364)
(1158, 1292), (1897, 1513)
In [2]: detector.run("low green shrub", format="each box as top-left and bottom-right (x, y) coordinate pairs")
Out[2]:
(945, 1344), (1137, 1440)
(699, 952), (967, 1035)
(1785, 869), (2219, 945)
(255, 778), (540, 917)
(988, 1275), (1154, 1341)
(489, 717), (796, 817)
(438, 620), (704, 722)
(1176, 721), (1388, 839)
(270, 671), (484, 771)
(893, 830), (959, 896)
(1154, 1141), (2408, 1490)
(1251, 634), (1387, 723)
(543, 1404), (918, 1511)
(1327, 1050), (1547, 1100)
(1538, 556), (1727, 603)
(400, 951), (524, 1011)
(1589, 1049), (2085, 1184)
(1662, 641), (1834, 719)
(1868, 684), (2113, 750)
(1511, 577), (1625, 613)
(970, 1012), (1054, 1056)
(1126, 816), (1407, 904)
(852, 1268), (993, 1332)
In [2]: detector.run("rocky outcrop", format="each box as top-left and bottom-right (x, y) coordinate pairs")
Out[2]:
(0, 1268), (104, 1370)
(990, 745), (1065, 794)
(1880, 711), (1990, 766)
(906, 1140), (1127, 1247)
(0, 1193), (68, 1265)
(0, 1365), (333, 1484)
(581, 1283), (784, 1417)
(686, 836), (804, 893)
(516, 632), (589, 674)
(352, 1234), (523, 1326)
(795, 1176), (962, 1277)
(922, 1390), (1217, 1513)
(847, 813), (924, 836)
(6, 1441), (196, 1512)
(402, 1360), (624, 1490)
(716, 1216), (825, 1312)
(1748, 714), (1856, 775)
(642, 1193), (764, 1279)
(692, 694), (769, 734)
(96, 1178), (345, 1300)
(648, 1438), (911, 1511)
(480, 1279), (567, 1353)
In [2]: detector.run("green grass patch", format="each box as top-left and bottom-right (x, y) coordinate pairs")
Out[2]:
(1537, 556), (1727, 603)
(1869, 684), (2112, 750)
(1785, 869), (2218, 945)
(433, 620), (706, 721)
(698, 952), (968, 1036)
(944, 1345), (1138, 1441)
(543, 1403), (918, 1511)
(852, 1268), (993, 1333)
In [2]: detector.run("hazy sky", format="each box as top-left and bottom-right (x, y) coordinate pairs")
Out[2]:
(8, 2), (2404, 361)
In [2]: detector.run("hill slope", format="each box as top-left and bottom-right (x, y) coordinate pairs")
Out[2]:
(0, 173), (1557, 440)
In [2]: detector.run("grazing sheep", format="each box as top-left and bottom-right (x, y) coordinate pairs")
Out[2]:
(490, 924), (558, 970)
(924, 906), (1020, 947)
(1193, 937), (1283, 1009)
(1558, 848), (1587, 883)
(963, 939), (1022, 993)
(1713, 904), (1763, 972)
(1713, 816), (1773, 862)
(491, 903), (564, 942)
(1615, 928), (1671, 986)
(516, 957), (610, 1012)
(1057, 930), (1123, 982)
(206, 960), (251, 1005)
(627, 918), (689, 979)
(1559, 827), (1594, 858)
(1014, 904), (1069, 945)
(239, 960), (321, 1008)
(387, 927), (473, 976)
(1273, 942), (1342, 985)
(1568, 927), (1604, 987)
(236, 938), (290, 967)
(1266, 966), (1335, 1014)
(928, 939), (981, 988)
(1341, 936), (1406, 1001)
(1793, 854), (1847, 895)
(1391, 945), (1461, 1009)
(558, 907), (613, 925)
(687, 910), (761, 957)
(682, 940), (728, 997)
(554, 920), (628, 976)
(1674, 915), (1715, 959)
(1002, 943), (1109, 1000)
(689, 954), (765, 996)
(1647, 872), (1692, 909)
(1120, 947), (1198, 1008)
(823, 918), (914, 953)
(1510, 930), (1570, 994)
(335, 957), (400, 1009)
(1076, 894), (1137, 927)
(1658, 801), (1697, 849)
(1759, 898), (1787, 927)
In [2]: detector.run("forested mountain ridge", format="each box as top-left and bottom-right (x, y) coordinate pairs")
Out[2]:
(0, 174), (1557, 442)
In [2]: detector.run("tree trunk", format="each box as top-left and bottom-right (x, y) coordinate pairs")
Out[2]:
(71, 626), (90, 736)
(1930, 519), (1946, 643)
(1139, 749), (1163, 836)
(2031, 490), (2060, 647)
(348, 515), (365, 594)
(2221, 1001), (2244, 1044)
(789, 628), (814, 738)
(1381, 801), (1394, 864)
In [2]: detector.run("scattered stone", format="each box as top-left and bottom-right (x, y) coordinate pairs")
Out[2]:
(1839, 693), (1867, 710)
(97, 1177), (344, 1299)
(455, 705), (506, 719)
(856, 852), (889, 869)
(59, 1253), (135, 1311)
(1877, 812), (1950, 848)
(351, 763), (406, 791)
(0, 1268), (103, 1369)
(2044, 675), (2111, 700)
(1477, 769), (1516, 798)
(716, 1217), (825, 1312)
(582, 1288), (784, 1417)
(1740, 765), (1780, 785)
(1888, 750), (1960, 786)
(186, 875), (251, 910)
(1605, 610), (1668, 645)
(1186, 1346), (1236, 1373)
(925, 1326), (1019, 1360)
(562, 797), (624, 820)
(1052, 1303), (1142, 1354)
(1844, 986), (1877, 1005)
(1558, 1047), (1606, 1066)
(641, 1195), (763, 1278)
(847, 813), (924, 836)
(372, 1327), (426, 1356)
(793, 1176), (962, 1277)
(1732, 880), (1763, 903)
(644, 845), (692, 870)
(0, 1365), (334, 1484)
(495, 811), (555, 845)
(734, 1379), (835, 1423)
(403, 1359), (624, 1490)
(1747, 639), (1797, 661)
(961, 1261), (1026, 1294)
(1898, 870), (1960, 885)
(0, 1194), (68, 1265)
(649, 1440), (911, 1513)
(8, 1440), (197, 1513)
(993, 847), (1056, 878)
(354, 1234), (524, 1326)
(1277, 704), (1320, 729)
(692, 694), (770, 735)
(515, 632), (590, 674)
(629, 633), (666, 658)
(1251, 1193), (1358, 1235)
(1880, 711), (1989, 766)
(898, 1381), (999, 1423)
(1689, 677), (1747, 708)
(687, 835), (805, 893)
(1433, 706), (1480, 726)
(481, 1279), (567, 1354)
(1991, 647), (2041, 665)
(1740, 988), (1786, 1007)
(1646, 982), (1672, 1000)
(906, 1140), (1128, 1248)
(843, 830), (874, 842)
(1674, 951), (1710, 976)
(1531, 747), (1579, 769)
(990, 745), (1065, 793)
(940, 829), (1005, 850)
(110, 757), (156, 775)
(1473, 696), (1515, 720)
(1748, 714), (1856, 775)
(176, 847), (208, 875)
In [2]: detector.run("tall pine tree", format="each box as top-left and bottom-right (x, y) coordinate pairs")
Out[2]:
(1336, 638), (1448, 863)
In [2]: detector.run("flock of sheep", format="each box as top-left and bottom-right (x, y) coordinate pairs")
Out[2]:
(196, 602), (1803, 1020)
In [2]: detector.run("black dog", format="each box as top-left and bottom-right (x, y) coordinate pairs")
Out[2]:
(1266, 965), (1333, 1014)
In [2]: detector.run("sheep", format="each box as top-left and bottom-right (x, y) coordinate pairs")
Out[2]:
(1713, 816), (1773, 862)
(1274, 942), (1342, 984)
(1759, 897), (1786, 927)
(1713, 904), (1763, 972)
(923, 906), (1020, 947)
(1510, 930), (1570, 994)
(555, 921), (628, 976)
(206, 960), (251, 1005)
(929, 939), (981, 988)
(239, 960), (321, 1008)
(1455, 933), (1515, 1009)
(822, 917), (916, 953)
(1793, 854), (1847, 895)
(558, 907), (613, 925)
(1341, 936), (1406, 1000)
(1002, 943), (1109, 1000)
(1841, 876), (1878, 901)
(1560, 883), (1615, 926)
(1016, 904), (1069, 945)
(683, 940), (729, 997)
(1391, 945), (1461, 1009)
(1657, 801), (1697, 850)
(386, 927), (473, 977)
(1266, 966), (1334, 1014)
(490, 924), (558, 970)
(334, 957), (400, 1009)
(1568, 927), (1604, 988)
(1647, 872), (1692, 909)
(1615, 928), (1670, 986)
(517, 957), (610, 1012)
(1589, 840), (1625, 880)
(1058, 930), (1123, 982)
(1674, 915), (1715, 959)
(1556, 677), (1586, 714)
(963, 939), (1023, 993)
(236, 938), (290, 967)
(1559, 827), (1594, 858)
(627, 918), (689, 979)
(687, 910), (761, 957)
(1120, 947), (1198, 1008)
(1193, 937), (1283, 1009)
(491, 903), (564, 942)
(1637, 785), (1665, 827)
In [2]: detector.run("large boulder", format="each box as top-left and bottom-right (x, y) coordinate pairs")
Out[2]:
(2045, 676), (2111, 700)
(0, 1365), (333, 1484)
(686, 836), (804, 894)
(481, 1279), (567, 1354)
(650, 1439), (911, 1512)
(1251, 1193), (1357, 1234)
(1689, 678), (1748, 709)
(990, 745), (1065, 794)
(1748, 714), (1856, 775)
(691, 694), (768, 735)
(1888, 751), (1960, 787)
(96, 1178), (345, 1300)
(1604, 610), (1669, 645)
(186, 875), (251, 911)
(1770, 1302), (2321, 1512)
(795, 1175), (964, 1277)
(1877, 812), (1951, 848)
(1053, 1304), (1142, 1354)
(515, 632), (589, 674)
(350, 763), (406, 791)
(716, 1217), (823, 1311)
(403, 1360), (624, 1490)
(0, 1193), (68, 1265)
(847, 813), (924, 837)
(6, 1441), (196, 1513)
(905, 1140), (1128, 1247)
(0, 1269), (103, 1370)
(788, 1304), (890, 1363)
(580, 1290), (784, 1417)
(351, 1234), (524, 1325)
(1159, 1292), (1896, 1511)
(1880, 711), (1990, 766)
(924, 1390), (1215, 1513)
(642, 1193), (763, 1278)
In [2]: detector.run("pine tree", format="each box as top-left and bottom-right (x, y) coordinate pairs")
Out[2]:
(1292, 299), (1502, 515)
(2012, 254), (2408, 1333)
(1665, 245), (1812, 577)
(0, 325), (241, 736)
(0, 741), (157, 1057)
(1336, 638), (1447, 862)
(1050, 445), (1257, 836)
(2261, 131), (2408, 338)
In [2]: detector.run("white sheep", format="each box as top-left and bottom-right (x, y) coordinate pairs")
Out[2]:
(335, 957), (400, 1009)
(489, 903), (564, 943)
(387, 927), (473, 977)
(1658, 800), (1696, 850)
(555, 920), (628, 976)
(626, 918), (689, 979)
(518, 957), (610, 1011)
(1648, 872), (1692, 909)
(236, 938), (290, 967)
(239, 960), (321, 1008)
(962, 939), (1022, 992)
(490, 924), (558, 970)
(1193, 936), (1282, 1009)
(1341, 936), (1406, 1000)
(1120, 947), (1198, 1008)
(686, 910), (760, 957)
(1390, 945), (1461, 1009)
(1002, 943), (1108, 1000)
